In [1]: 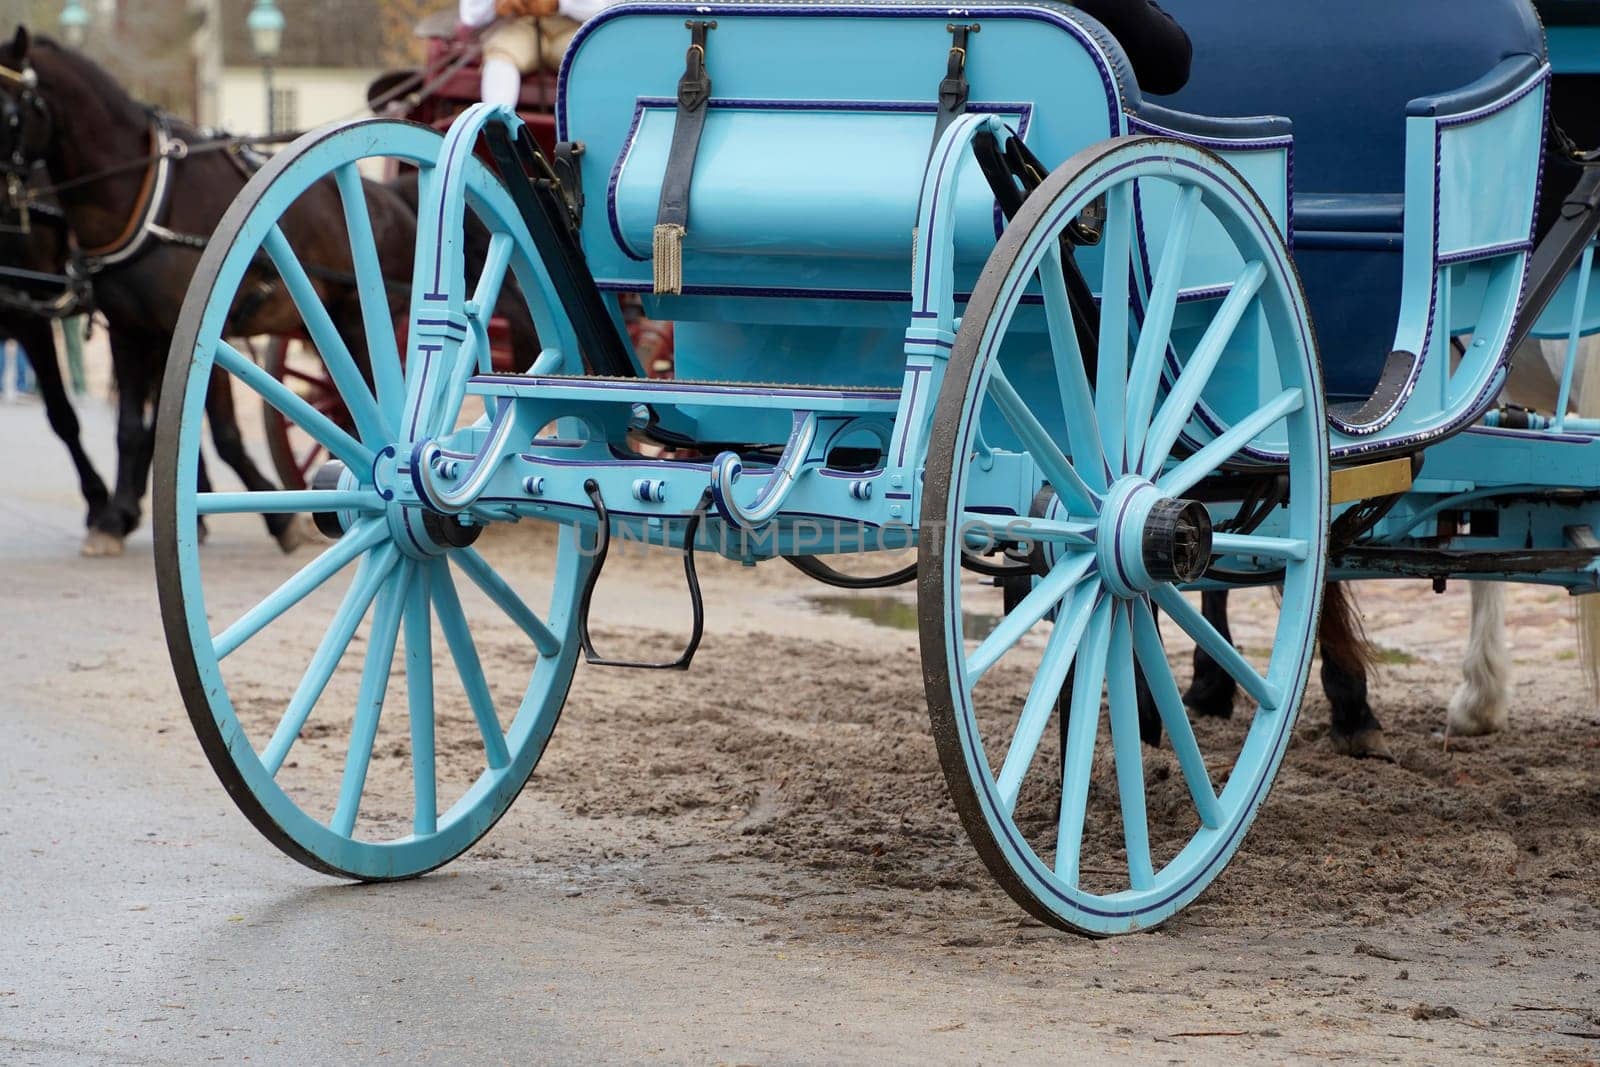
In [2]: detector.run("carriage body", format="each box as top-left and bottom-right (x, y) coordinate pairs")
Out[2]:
(155, 0), (1600, 934)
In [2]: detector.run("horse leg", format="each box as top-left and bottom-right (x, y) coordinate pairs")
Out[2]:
(10, 316), (110, 528)
(1320, 581), (1392, 760)
(1183, 589), (1238, 717)
(204, 364), (304, 552)
(83, 333), (153, 556)
(195, 447), (212, 545)
(1446, 581), (1511, 736)
(1136, 607), (1162, 746)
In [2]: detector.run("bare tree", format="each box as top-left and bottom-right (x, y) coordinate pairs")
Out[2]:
(377, 0), (438, 67)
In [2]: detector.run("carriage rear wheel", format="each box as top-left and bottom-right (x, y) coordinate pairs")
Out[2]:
(258, 334), (346, 492)
(155, 117), (589, 880)
(921, 137), (1329, 934)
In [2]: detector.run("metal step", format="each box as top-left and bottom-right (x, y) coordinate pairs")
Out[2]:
(466, 373), (902, 413)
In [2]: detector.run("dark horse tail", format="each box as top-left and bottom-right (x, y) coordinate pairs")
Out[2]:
(1319, 581), (1376, 684)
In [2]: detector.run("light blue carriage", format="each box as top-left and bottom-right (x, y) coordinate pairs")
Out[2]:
(156, 0), (1600, 934)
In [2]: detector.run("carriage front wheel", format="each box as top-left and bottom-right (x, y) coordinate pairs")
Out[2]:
(920, 137), (1330, 934)
(155, 118), (590, 879)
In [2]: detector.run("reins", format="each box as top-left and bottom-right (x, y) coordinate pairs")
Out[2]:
(18, 44), (479, 205)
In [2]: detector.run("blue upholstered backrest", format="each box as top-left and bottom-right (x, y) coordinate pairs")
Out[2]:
(1157, 0), (1546, 195)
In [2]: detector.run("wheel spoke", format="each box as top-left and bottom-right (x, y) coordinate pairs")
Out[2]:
(452, 547), (561, 658)
(967, 553), (1096, 683)
(295, 443), (326, 481)
(430, 560), (511, 770)
(282, 363), (337, 391)
(1104, 602), (1154, 890)
(214, 520), (386, 660)
(261, 544), (401, 775)
(995, 582), (1101, 814)
(1055, 597), (1113, 883)
(1140, 262), (1267, 478)
(405, 565), (438, 837)
(334, 163), (406, 421)
(1039, 243), (1107, 488)
(332, 562), (411, 837)
(196, 489), (385, 516)
(1159, 388), (1303, 498)
(1150, 584), (1281, 709)
(1130, 598), (1221, 829)
(987, 365), (1099, 516)
(214, 340), (374, 472)
(1125, 185), (1201, 469)
(473, 232), (514, 316)
(1095, 182), (1135, 472)
(262, 224), (389, 444)
(1210, 532), (1309, 562)
(961, 510), (1094, 551)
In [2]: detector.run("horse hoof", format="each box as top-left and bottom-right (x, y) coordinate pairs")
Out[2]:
(274, 515), (312, 555)
(1446, 685), (1509, 736)
(1182, 683), (1236, 719)
(80, 529), (125, 558)
(1330, 726), (1394, 762)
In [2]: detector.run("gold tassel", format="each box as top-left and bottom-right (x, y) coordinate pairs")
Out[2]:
(652, 223), (686, 295)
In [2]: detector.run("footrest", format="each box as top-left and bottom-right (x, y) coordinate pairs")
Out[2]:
(466, 373), (901, 413)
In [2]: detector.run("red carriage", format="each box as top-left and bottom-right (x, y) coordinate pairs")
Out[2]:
(258, 12), (673, 489)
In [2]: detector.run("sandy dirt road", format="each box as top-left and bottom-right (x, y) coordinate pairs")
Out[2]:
(2, 394), (1598, 1064)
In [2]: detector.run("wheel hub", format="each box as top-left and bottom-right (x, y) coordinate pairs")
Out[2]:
(1096, 477), (1213, 597)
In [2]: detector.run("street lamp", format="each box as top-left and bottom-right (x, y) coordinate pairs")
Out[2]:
(58, 0), (89, 49)
(246, 0), (285, 134)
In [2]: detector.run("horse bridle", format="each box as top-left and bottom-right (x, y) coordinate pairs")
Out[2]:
(0, 59), (50, 233)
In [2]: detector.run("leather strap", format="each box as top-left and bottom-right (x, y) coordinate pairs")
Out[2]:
(652, 20), (715, 294)
(929, 24), (978, 158)
(79, 126), (161, 259)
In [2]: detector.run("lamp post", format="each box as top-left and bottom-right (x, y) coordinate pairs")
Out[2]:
(58, 0), (89, 49)
(247, 0), (285, 134)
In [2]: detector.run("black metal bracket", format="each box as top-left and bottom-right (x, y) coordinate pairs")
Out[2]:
(972, 127), (1100, 381)
(1511, 162), (1600, 354)
(481, 120), (636, 379)
(552, 140), (585, 224)
(576, 480), (711, 670)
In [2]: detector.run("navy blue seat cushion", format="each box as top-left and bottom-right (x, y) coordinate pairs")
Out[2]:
(1144, 1), (1545, 402)
(1154, 0), (1545, 197)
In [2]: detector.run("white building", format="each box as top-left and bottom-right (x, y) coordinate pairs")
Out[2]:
(191, 0), (389, 135)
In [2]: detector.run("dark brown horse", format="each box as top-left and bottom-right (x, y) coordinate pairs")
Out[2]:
(0, 27), (419, 556)
(0, 177), (111, 532)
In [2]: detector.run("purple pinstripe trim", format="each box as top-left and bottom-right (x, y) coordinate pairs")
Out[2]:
(885, 491), (912, 500)
(940, 159), (1325, 913)
(427, 130), (472, 301)
(897, 368), (922, 465)
(474, 374), (900, 403)
(370, 445), (396, 502)
(557, 3), (1126, 144)
(817, 467), (885, 479)
(918, 118), (972, 312)
(407, 348), (438, 435)
(1336, 67), (1548, 442)
(1463, 425), (1598, 445)
(1434, 64), (1549, 130)
(593, 278), (1050, 304)
(1437, 239), (1534, 266)
(1110, 493), (1136, 593)
(994, 154), (1315, 470)
(1125, 116), (1293, 155)
(606, 100), (651, 261)
(606, 96), (1032, 265)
